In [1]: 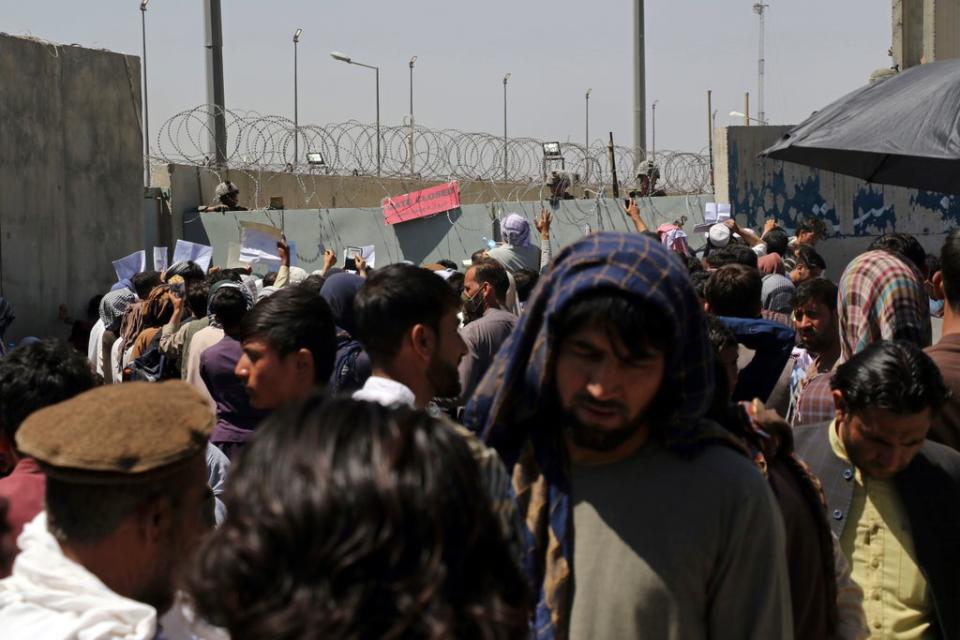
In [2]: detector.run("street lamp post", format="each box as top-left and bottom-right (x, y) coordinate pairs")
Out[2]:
(585, 88), (591, 184)
(729, 110), (765, 125)
(331, 51), (381, 176)
(503, 73), (510, 181)
(651, 99), (659, 161)
(293, 28), (302, 169)
(409, 55), (417, 176)
(140, 0), (150, 186)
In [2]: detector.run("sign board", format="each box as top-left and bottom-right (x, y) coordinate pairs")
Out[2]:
(382, 181), (460, 225)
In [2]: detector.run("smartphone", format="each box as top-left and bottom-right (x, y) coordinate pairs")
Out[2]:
(344, 246), (363, 271)
(623, 198), (632, 208)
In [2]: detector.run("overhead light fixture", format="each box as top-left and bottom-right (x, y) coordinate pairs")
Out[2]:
(542, 142), (562, 157)
(306, 152), (325, 165)
(293, 28), (303, 43)
(330, 51), (351, 63)
(140, 0), (149, 9)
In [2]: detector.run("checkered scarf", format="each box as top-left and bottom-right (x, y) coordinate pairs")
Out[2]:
(99, 290), (137, 333)
(463, 232), (745, 639)
(837, 250), (931, 362)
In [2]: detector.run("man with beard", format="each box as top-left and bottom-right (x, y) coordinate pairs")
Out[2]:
(352, 264), (519, 549)
(794, 341), (960, 638)
(353, 263), (468, 409)
(464, 232), (791, 639)
(458, 258), (517, 402)
(767, 278), (841, 419)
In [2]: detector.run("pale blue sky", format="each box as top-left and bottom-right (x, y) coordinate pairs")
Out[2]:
(6, 1), (890, 153)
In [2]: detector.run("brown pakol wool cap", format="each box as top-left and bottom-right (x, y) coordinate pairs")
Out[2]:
(16, 381), (214, 484)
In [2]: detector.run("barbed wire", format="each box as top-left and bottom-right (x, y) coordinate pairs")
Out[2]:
(154, 105), (712, 195)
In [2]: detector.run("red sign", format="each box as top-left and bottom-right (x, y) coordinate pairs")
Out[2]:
(382, 181), (461, 225)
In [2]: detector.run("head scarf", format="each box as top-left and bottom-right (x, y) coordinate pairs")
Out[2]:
(287, 266), (309, 285)
(320, 272), (364, 336)
(239, 275), (260, 303)
(99, 290), (136, 333)
(110, 279), (134, 293)
(837, 250), (931, 362)
(656, 223), (691, 258)
(757, 252), (785, 275)
(463, 232), (745, 639)
(501, 213), (532, 247)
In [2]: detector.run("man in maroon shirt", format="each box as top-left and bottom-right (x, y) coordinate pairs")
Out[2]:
(0, 339), (97, 575)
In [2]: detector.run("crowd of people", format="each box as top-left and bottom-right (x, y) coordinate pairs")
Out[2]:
(0, 196), (959, 640)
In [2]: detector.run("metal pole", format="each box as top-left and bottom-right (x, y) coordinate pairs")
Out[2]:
(409, 56), (416, 176)
(204, 0), (227, 166)
(744, 92), (750, 126)
(375, 66), (381, 176)
(707, 90), (714, 190)
(753, 3), (768, 125)
(140, 2), (150, 186)
(293, 36), (299, 168)
(651, 100), (658, 162)
(585, 89), (591, 185)
(633, 0), (647, 165)
(503, 74), (509, 181)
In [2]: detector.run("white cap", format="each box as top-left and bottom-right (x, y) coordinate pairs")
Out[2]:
(708, 223), (731, 248)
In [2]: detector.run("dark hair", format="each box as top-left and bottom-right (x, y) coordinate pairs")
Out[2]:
(132, 271), (162, 300)
(436, 259), (458, 271)
(831, 340), (948, 415)
(446, 272), (465, 298)
(762, 227), (789, 257)
(869, 233), (926, 273)
(941, 229), (960, 310)
(551, 289), (672, 363)
(355, 264), (460, 364)
(186, 280), (210, 319)
(686, 256), (705, 275)
(706, 315), (737, 353)
(704, 244), (758, 270)
(298, 274), (326, 297)
(0, 339), (98, 447)
(471, 258), (510, 303)
(46, 471), (189, 546)
(513, 269), (539, 303)
(262, 271), (278, 287)
(797, 217), (827, 237)
(794, 244), (826, 272)
(705, 264), (762, 317)
(239, 287), (337, 384)
(690, 271), (711, 300)
(210, 287), (248, 331)
(187, 396), (531, 640)
(471, 249), (487, 264)
(793, 277), (838, 312)
(165, 260), (205, 283)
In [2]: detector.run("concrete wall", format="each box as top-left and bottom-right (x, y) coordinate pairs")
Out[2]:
(152, 163), (571, 251)
(893, 0), (960, 70)
(0, 35), (144, 342)
(188, 196), (711, 275)
(713, 125), (958, 280)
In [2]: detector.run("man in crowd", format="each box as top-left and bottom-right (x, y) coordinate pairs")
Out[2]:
(792, 216), (828, 250)
(0, 340), (98, 569)
(789, 245), (827, 285)
(487, 213), (542, 274)
(352, 264), (466, 409)
(704, 263), (796, 402)
(767, 278), (841, 420)
(926, 228), (960, 450)
(200, 281), (266, 460)
(634, 159), (666, 197)
(794, 341), (960, 638)
(0, 382), (215, 638)
(465, 232), (791, 639)
(234, 285), (337, 410)
(458, 258), (517, 402)
(794, 250), (931, 425)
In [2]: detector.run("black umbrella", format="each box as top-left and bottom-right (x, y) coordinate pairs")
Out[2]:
(762, 59), (960, 195)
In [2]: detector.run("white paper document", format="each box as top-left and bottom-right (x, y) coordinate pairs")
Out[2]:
(112, 250), (146, 282)
(172, 240), (214, 272)
(153, 247), (168, 273)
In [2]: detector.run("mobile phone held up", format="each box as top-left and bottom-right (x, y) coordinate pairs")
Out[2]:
(344, 246), (363, 271)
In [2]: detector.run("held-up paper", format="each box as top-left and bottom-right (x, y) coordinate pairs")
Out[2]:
(239, 222), (282, 264)
(112, 250), (146, 283)
(153, 247), (168, 273)
(172, 240), (214, 272)
(343, 244), (376, 269)
(694, 203), (732, 232)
